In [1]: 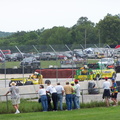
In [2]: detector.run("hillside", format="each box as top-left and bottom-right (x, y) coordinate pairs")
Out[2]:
(0, 31), (14, 38)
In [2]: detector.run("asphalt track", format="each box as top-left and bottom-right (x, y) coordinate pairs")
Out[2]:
(0, 73), (73, 88)
(0, 73), (120, 88)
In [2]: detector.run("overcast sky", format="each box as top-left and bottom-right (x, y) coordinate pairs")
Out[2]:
(0, 0), (120, 32)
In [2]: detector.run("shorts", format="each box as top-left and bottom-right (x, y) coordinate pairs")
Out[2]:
(103, 89), (110, 99)
(111, 93), (118, 99)
(11, 98), (20, 105)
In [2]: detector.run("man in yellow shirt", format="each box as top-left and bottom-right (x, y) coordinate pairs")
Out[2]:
(64, 82), (74, 110)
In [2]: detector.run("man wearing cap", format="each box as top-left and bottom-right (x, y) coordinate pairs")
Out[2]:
(74, 79), (80, 109)
(5, 82), (20, 114)
(102, 77), (111, 107)
(71, 81), (76, 109)
(55, 82), (64, 110)
(64, 82), (74, 110)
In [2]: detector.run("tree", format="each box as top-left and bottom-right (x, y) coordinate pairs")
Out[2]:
(96, 14), (120, 45)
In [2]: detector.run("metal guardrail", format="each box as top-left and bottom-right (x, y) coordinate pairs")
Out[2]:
(0, 87), (105, 112)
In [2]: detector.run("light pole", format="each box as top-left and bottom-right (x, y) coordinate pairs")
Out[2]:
(85, 29), (87, 49)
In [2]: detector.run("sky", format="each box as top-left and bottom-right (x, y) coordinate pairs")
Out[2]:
(0, 0), (120, 32)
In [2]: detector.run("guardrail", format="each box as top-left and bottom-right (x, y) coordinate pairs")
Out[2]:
(0, 88), (111, 112)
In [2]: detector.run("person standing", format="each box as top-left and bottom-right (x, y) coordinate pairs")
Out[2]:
(55, 82), (64, 110)
(64, 82), (74, 110)
(102, 77), (111, 107)
(5, 82), (20, 114)
(46, 80), (58, 111)
(70, 81), (76, 109)
(110, 78), (118, 106)
(74, 79), (80, 109)
(38, 85), (48, 111)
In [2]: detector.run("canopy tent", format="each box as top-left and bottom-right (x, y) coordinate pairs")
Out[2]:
(115, 45), (120, 49)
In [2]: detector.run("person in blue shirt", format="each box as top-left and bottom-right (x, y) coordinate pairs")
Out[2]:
(110, 78), (118, 106)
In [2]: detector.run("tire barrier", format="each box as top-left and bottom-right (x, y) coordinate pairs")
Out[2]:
(36, 68), (77, 78)
(115, 66), (120, 73)
(0, 68), (77, 78)
(0, 68), (35, 74)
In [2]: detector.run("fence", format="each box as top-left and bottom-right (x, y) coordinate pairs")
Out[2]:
(0, 44), (115, 69)
(0, 44), (117, 77)
(1, 87), (119, 113)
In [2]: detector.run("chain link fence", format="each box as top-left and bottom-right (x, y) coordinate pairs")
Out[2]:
(0, 44), (119, 87)
(0, 43), (115, 69)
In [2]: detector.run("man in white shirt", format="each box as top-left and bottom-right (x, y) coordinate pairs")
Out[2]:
(55, 82), (64, 110)
(74, 80), (80, 109)
(46, 80), (58, 111)
(102, 77), (111, 107)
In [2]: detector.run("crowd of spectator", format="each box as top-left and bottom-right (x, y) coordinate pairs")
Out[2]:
(38, 79), (80, 112)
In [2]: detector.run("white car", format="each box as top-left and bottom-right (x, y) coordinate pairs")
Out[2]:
(98, 58), (114, 66)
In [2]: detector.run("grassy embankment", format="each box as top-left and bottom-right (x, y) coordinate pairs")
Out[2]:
(0, 101), (119, 120)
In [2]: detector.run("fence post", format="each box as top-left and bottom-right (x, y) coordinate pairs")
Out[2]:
(81, 89), (84, 103)
(6, 95), (9, 112)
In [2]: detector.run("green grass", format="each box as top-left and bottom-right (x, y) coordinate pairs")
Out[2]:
(1, 59), (99, 69)
(0, 99), (119, 120)
(0, 107), (120, 120)
(0, 99), (107, 114)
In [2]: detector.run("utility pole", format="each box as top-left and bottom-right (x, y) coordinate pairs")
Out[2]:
(99, 30), (100, 48)
(85, 29), (87, 49)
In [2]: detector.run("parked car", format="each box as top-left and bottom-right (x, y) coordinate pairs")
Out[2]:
(0, 56), (5, 62)
(98, 58), (115, 66)
(97, 53), (105, 59)
(87, 53), (97, 59)
(63, 53), (72, 59)
(20, 57), (40, 69)
(74, 51), (87, 58)
(34, 53), (41, 60)
(57, 53), (66, 60)
(113, 51), (120, 58)
(5, 53), (24, 61)
(41, 52), (57, 60)
(5, 54), (17, 61)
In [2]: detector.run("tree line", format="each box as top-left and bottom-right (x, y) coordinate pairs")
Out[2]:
(0, 13), (120, 47)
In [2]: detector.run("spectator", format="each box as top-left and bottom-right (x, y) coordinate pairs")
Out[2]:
(46, 93), (52, 111)
(55, 82), (64, 110)
(70, 81), (76, 109)
(102, 77), (111, 107)
(110, 78), (118, 106)
(5, 82), (20, 114)
(38, 85), (48, 112)
(74, 79), (80, 109)
(46, 80), (58, 111)
(64, 82), (74, 110)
